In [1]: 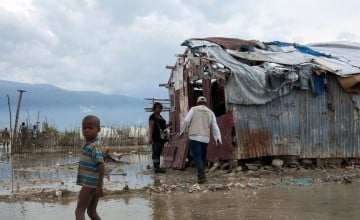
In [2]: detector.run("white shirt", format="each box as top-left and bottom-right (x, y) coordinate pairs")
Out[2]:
(180, 105), (222, 144)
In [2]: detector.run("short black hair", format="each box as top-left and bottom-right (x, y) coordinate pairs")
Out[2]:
(82, 115), (100, 127)
(152, 102), (163, 111)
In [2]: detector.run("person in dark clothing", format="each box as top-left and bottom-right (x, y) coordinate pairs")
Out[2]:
(1, 127), (10, 153)
(19, 122), (27, 147)
(148, 102), (168, 173)
(31, 125), (38, 143)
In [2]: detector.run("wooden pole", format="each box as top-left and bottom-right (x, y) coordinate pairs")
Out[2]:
(6, 94), (14, 192)
(6, 94), (12, 155)
(13, 89), (26, 153)
(36, 111), (40, 130)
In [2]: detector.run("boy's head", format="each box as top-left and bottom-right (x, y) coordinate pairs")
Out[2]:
(82, 115), (100, 141)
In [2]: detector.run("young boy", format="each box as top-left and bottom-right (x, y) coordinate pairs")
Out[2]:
(75, 115), (105, 220)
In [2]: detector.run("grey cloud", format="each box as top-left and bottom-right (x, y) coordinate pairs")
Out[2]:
(0, 0), (360, 100)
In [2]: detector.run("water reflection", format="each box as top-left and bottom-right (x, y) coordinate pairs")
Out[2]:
(0, 151), (154, 194)
(105, 153), (153, 189)
(1, 183), (360, 219)
(147, 183), (360, 220)
(2, 148), (360, 219)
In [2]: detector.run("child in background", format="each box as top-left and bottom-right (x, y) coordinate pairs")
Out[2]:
(75, 115), (105, 220)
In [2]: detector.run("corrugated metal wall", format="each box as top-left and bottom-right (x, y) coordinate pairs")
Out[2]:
(233, 75), (360, 159)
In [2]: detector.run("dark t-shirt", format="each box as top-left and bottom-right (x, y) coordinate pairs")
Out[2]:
(149, 113), (166, 142)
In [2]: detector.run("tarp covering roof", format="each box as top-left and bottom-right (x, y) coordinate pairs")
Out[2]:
(182, 38), (360, 105)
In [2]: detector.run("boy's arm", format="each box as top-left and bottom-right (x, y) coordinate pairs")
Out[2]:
(96, 162), (105, 197)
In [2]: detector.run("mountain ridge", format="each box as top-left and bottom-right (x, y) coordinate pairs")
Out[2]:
(0, 80), (151, 131)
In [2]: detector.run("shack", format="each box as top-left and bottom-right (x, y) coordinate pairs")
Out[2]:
(162, 37), (360, 169)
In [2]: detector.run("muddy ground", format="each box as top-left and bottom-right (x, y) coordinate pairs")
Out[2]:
(1, 157), (360, 204)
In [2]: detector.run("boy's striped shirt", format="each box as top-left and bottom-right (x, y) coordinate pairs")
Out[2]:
(76, 138), (104, 188)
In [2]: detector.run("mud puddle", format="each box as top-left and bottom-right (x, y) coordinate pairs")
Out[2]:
(0, 150), (153, 195)
(2, 147), (360, 219)
(1, 182), (360, 219)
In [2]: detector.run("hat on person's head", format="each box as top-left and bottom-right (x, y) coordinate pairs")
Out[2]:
(197, 96), (207, 103)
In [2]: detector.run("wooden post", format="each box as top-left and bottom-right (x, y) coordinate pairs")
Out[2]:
(6, 94), (14, 192)
(7, 94), (12, 155)
(12, 89), (26, 153)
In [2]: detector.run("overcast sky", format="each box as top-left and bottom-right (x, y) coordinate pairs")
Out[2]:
(0, 0), (359, 99)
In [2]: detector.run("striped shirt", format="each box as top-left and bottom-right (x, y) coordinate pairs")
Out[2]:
(76, 137), (104, 188)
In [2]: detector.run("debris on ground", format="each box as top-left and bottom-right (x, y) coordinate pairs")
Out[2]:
(1, 157), (360, 203)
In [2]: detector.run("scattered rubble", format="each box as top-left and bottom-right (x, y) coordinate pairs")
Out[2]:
(1, 157), (360, 203)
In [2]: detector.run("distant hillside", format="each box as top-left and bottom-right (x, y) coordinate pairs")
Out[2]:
(0, 80), (152, 131)
(0, 80), (143, 107)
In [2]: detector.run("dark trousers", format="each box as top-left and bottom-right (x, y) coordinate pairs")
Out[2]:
(152, 141), (164, 168)
(189, 139), (208, 181)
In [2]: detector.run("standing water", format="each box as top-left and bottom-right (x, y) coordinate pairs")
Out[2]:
(1, 149), (360, 219)
(0, 148), (154, 195)
(1, 183), (360, 219)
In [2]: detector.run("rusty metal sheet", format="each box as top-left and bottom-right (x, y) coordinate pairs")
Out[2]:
(236, 119), (273, 158)
(232, 75), (360, 159)
(168, 136), (188, 169)
(162, 87), (189, 169)
(203, 78), (212, 107)
(188, 37), (260, 50)
(233, 91), (302, 159)
(207, 113), (235, 161)
(163, 89), (184, 168)
(162, 144), (177, 168)
(172, 90), (181, 134)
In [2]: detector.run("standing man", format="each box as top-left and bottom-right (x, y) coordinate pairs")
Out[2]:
(1, 127), (10, 153)
(180, 96), (222, 184)
(19, 122), (27, 147)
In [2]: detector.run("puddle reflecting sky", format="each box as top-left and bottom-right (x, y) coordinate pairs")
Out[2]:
(0, 150), (154, 193)
(1, 183), (360, 220)
(2, 148), (360, 219)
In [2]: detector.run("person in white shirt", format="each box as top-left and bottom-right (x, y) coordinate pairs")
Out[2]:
(180, 96), (222, 184)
